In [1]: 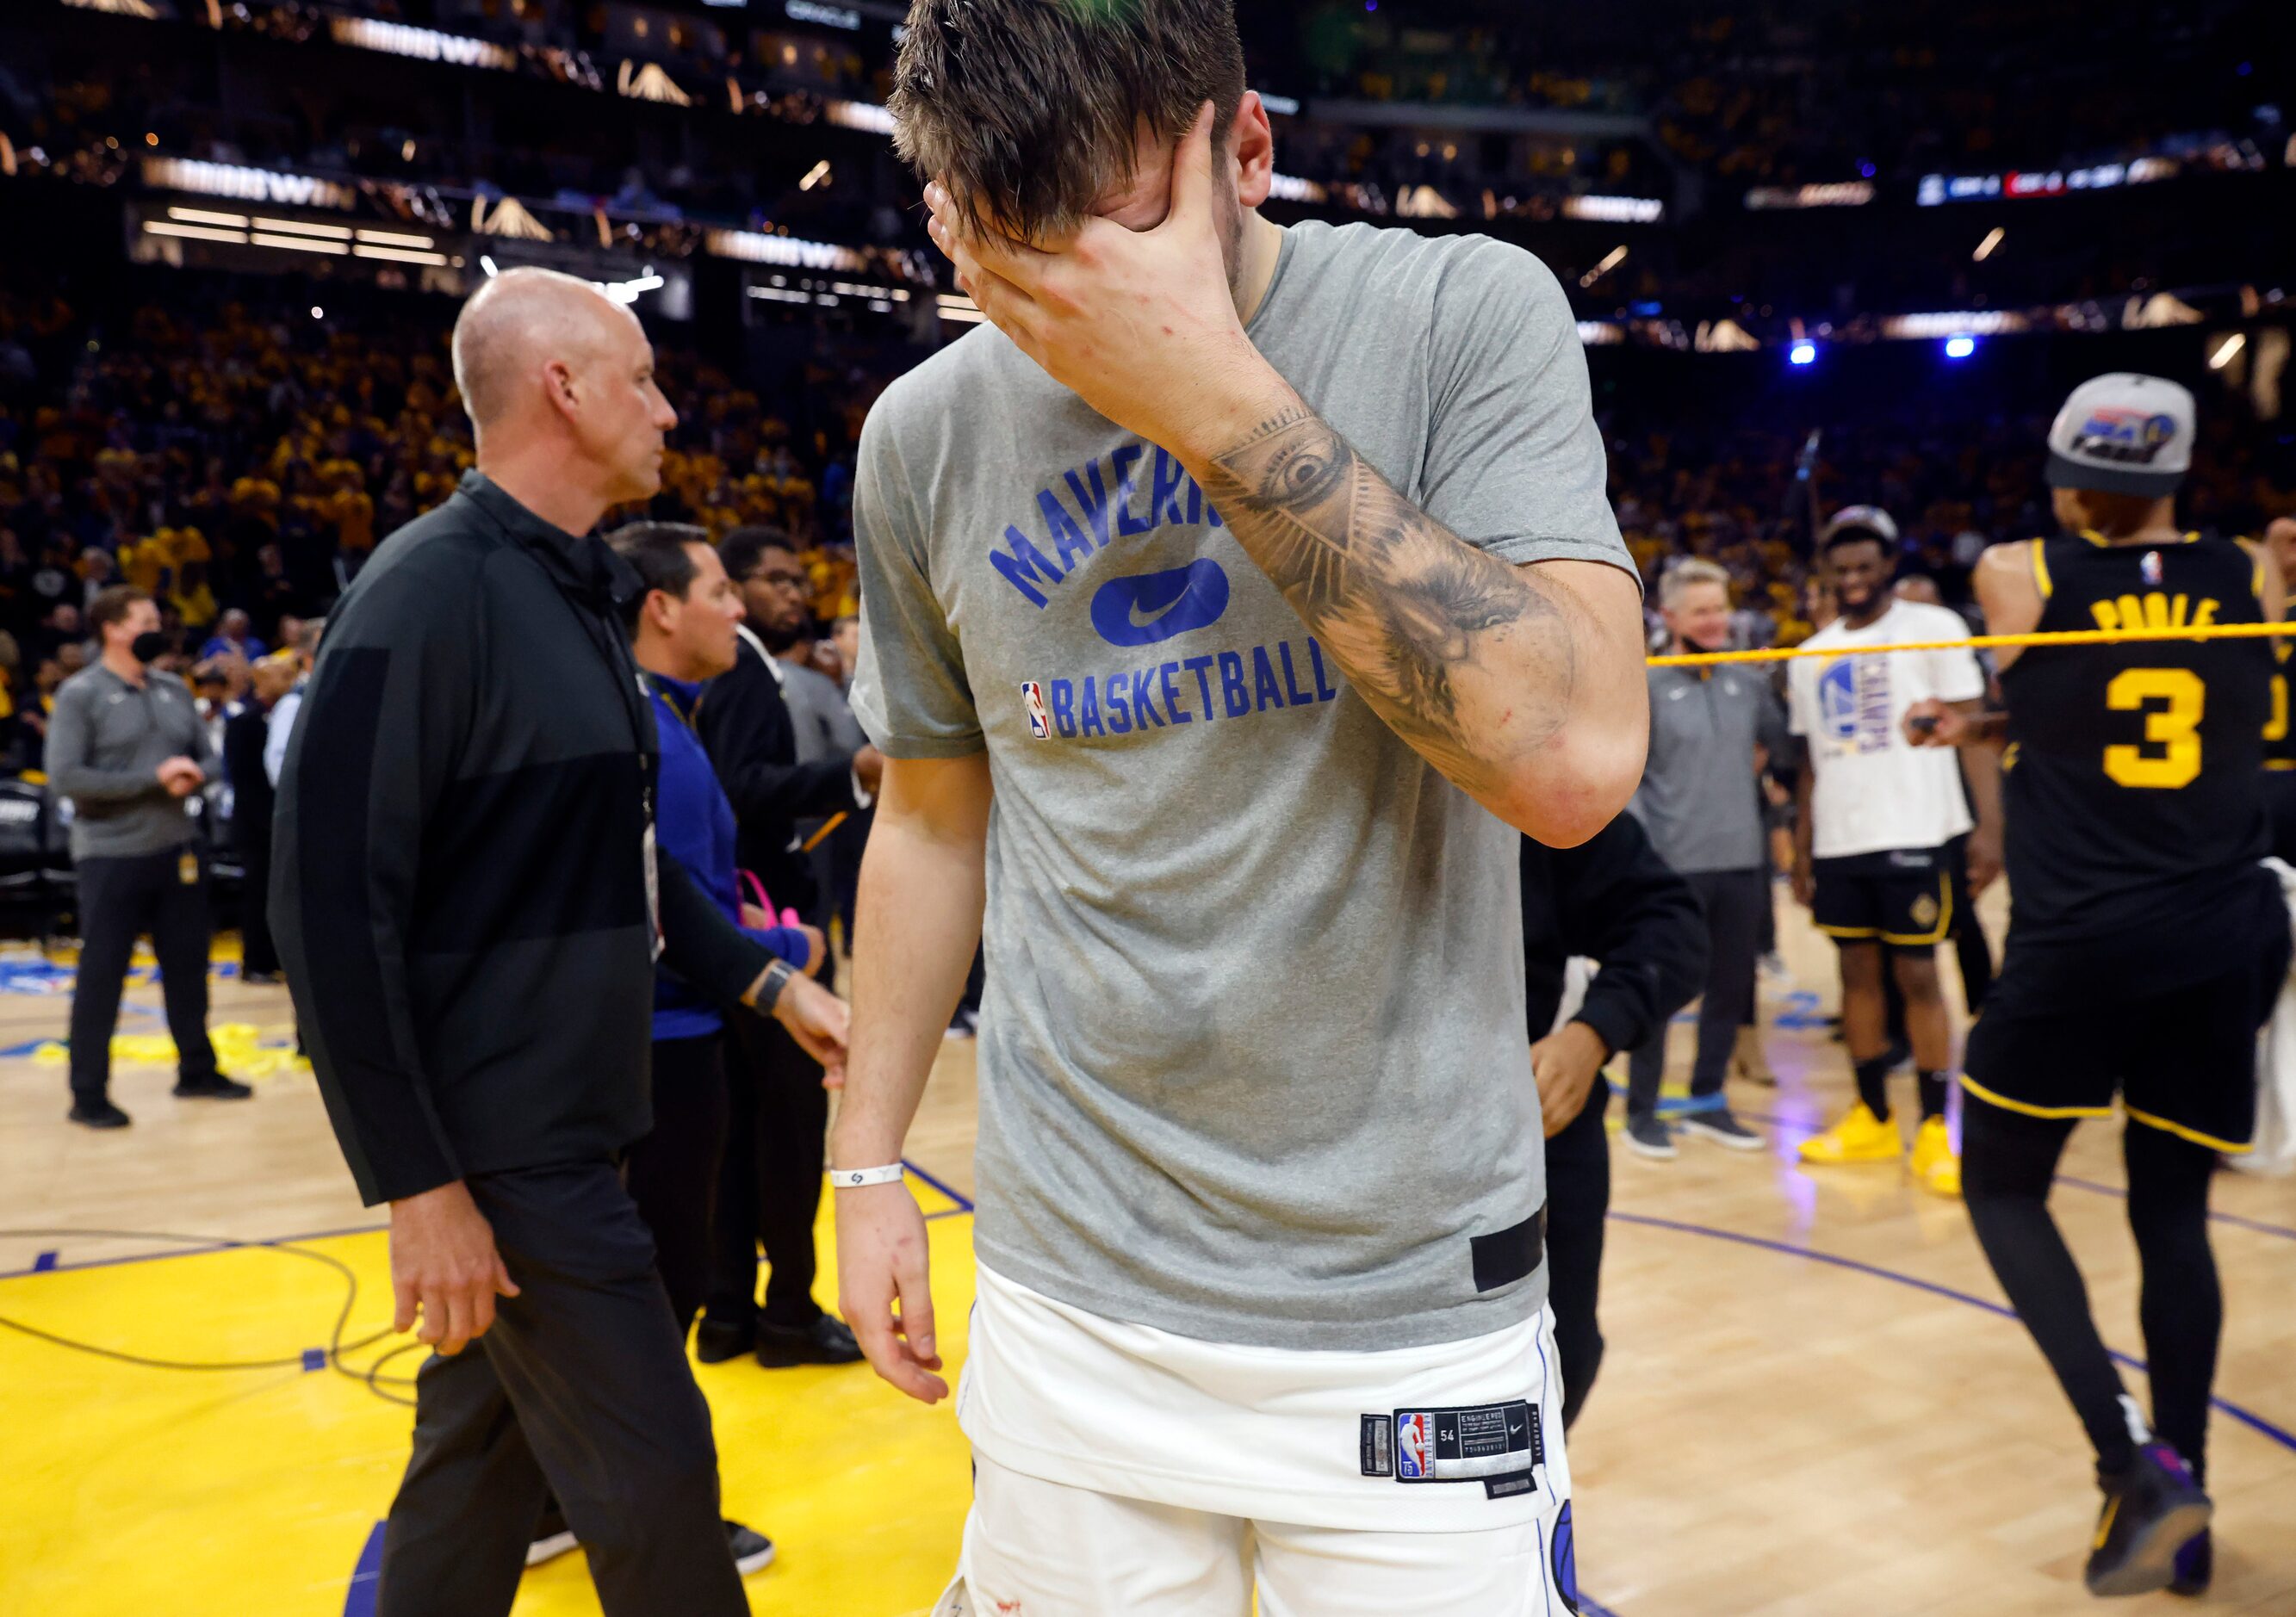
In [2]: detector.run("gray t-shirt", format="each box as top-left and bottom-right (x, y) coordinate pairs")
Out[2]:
(1629, 665), (1790, 874)
(852, 220), (1630, 1351)
(47, 663), (211, 861)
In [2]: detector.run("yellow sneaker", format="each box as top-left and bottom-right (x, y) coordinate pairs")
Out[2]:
(1912, 1118), (1962, 1198)
(1798, 1102), (1904, 1164)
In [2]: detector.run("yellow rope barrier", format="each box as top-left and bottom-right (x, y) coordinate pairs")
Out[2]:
(1648, 619), (2296, 668)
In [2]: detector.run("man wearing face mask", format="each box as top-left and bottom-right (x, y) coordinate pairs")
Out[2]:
(1617, 559), (1789, 1158)
(48, 585), (250, 1128)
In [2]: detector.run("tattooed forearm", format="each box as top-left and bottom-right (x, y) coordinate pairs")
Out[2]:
(1198, 404), (1579, 796)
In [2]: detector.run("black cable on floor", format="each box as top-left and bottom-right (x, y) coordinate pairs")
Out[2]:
(0, 1226), (420, 1405)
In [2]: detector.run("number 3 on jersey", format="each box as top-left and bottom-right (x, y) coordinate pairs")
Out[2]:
(2103, 667), (2205, 789)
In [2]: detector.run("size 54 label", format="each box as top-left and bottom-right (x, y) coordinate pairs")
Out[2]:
(1361, 1399), (1542, 1485)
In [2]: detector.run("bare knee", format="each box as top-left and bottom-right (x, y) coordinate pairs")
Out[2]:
(1890, 950), (1943, 1006)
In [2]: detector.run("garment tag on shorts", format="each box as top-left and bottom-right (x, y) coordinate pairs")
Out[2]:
(1359, 1396), (1542, 1488)
(1363, 1400), (1542, 1492)
(178, 851), (199, 887)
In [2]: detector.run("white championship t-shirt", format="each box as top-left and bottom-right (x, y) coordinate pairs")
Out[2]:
(1787, 599), (1987, 859)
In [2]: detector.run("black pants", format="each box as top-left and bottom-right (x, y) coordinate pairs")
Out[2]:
(67, 846), (218, 1103)
(1964, 1106), (2222, 1486)
(238, 815), (279, 976)
(1542, 1081), (1611, 1431)
(1945, 832), (1992, 1017)
(1625, 867), (1764, 1118)
(624, 1033), (729, 1334)
(705, 963), (830, 1329)
(377, 1161), (745, 1617)
(2266, 769), (2296, 866)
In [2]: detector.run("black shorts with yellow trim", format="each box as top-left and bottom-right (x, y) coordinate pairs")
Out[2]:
(1811, 847), (1954, 950)
(1964, 933), (2289, 1154)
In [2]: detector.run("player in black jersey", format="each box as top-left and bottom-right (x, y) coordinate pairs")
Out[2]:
(2263, 517), (2296, 861)
(1908, 375), (2288, 1599)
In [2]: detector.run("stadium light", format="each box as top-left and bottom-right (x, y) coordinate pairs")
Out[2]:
(311, 306), (324, 319)
(1788, 341), (1818, 366)
(1973, 227), (2005, 262)
(481, 255), (500, 277)
(2209, 333), (2246, 369)
(1944, 335), (1976, 359)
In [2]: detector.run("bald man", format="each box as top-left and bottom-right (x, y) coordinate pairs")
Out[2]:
(272, 269), (847, 1617)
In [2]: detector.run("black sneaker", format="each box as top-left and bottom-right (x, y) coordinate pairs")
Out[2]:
(693, 1313), (755, 1365)
(1623, 1113), (1676, 1160)
(68, 1099), (132, 1130)
(2169, 1527), (2212, 1597)
(173, 1074), (254, 1100)
(524, 1527), (579, 1568)
(240, 970), (282, 986)
(2086, 1443), (2212, 1597)
(1680, 1106), (1765, 1150)
(726, 1519), (776, 1577)
(755, 1311), (865, 1367)
(946, 1007), (978, 1039)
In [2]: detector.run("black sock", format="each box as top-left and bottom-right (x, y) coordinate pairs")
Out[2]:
(2125, 1122), (2221, 1489)
(1852, 1056), (1890, 1119)
(1918, 1070), (1950, 1120)
(1964, 1104), (2138, 1478)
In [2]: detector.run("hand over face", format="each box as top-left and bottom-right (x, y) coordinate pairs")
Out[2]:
(922, 103), (1273, 457)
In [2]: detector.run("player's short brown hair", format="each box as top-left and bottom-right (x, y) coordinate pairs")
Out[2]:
(88, 585), (153, 633)
(890, 0), (1245, 245)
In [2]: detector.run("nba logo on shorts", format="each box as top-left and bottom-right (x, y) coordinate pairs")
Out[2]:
(2141, 551), (2163, 585)
(1021, 682), (1051, 740)
(1396, 1412), (1431, 1479)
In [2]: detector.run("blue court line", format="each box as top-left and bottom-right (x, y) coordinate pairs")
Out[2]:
(341, 1521), (383, 1617)
(1607, 1211), (2296, 1455)
(0, 1221), (390, 1282)
(1736, 1107), (2296, 1242)
(2054, 1175), (2296, 1242)
(904, 1156), (976, 1213)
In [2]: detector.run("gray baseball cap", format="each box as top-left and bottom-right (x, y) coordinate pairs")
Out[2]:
(2045, 373), (2194, 497)
(1819, 504), (1900, 548)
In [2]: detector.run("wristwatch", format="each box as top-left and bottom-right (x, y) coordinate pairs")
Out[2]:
(749, 957), (797, 1013)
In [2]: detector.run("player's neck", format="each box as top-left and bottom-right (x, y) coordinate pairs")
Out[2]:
(1232, 212), (1285, 327)
(1840, 599), (1892, 631)
(2085, 524), (2184, 548)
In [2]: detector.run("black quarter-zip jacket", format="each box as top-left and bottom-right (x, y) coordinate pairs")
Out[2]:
(272, 472), (774, 1205)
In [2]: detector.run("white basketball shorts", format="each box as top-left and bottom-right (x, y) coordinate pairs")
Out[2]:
(933, 1263), (1582, 1617)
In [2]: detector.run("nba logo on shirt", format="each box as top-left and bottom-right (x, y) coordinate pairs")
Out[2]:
(1021, 682), (1051, 740)
(1396, 1412), (1431, 1479)
(2141, 551), (2163, 585)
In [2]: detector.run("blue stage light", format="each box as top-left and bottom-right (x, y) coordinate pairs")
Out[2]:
(1944, 335), (1976, 359)
(1788, 342), (1817, 366)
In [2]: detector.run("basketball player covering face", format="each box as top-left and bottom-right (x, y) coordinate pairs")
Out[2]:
(1908, 373), (2290, 1599)
(834, 3), (1647, 1611)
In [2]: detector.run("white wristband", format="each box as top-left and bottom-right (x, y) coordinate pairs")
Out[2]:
(828, 1163), (906, 1189)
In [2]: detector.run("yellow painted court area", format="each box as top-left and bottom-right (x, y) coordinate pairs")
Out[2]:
(0, 1183), (977, 1617)
(4, 909), (2296, 1615)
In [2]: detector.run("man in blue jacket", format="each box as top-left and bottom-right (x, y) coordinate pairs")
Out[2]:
(518, 520), (842, 1581)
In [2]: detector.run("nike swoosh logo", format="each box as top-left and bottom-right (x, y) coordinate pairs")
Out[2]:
(1088, 560), (1232, 648)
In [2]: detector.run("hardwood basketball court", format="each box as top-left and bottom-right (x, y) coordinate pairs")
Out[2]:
(3, 901), (2293, 1614)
